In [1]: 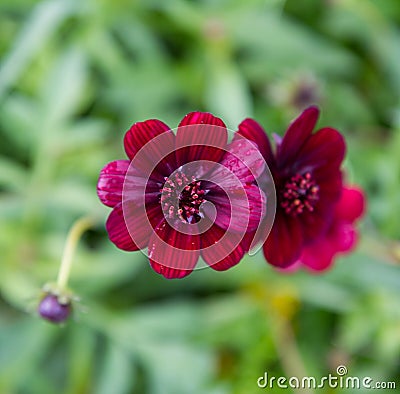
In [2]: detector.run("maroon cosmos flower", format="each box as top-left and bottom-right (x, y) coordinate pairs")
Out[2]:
(38, 294), (72, 324)
(297, 186), (365, 271)
(97, 112), (268, 279)
(237, 106), (345, 268)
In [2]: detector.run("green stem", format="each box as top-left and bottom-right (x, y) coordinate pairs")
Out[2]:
(56, 216), (94, 291)
(271, 314), (315, 394)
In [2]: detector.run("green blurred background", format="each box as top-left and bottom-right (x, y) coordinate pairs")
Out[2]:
(1, 0), (400, 393)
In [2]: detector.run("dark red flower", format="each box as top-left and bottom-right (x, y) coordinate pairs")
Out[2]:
(238, 106), (345, 267)
(297, 186), (365, 271)
(97, 112), (267, 279)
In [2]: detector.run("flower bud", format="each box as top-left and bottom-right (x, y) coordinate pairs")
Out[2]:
(38, 294), (72, 323)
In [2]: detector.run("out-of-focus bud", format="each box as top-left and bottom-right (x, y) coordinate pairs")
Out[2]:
(38, 293), (72, 324)
(267, 72), (321, 111)
(35, 217), (93, 324)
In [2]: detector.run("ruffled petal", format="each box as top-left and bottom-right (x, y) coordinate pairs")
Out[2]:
(299, 188), (363, 272)
(332, 222), (358, 252)
(124, 201), (164, 249)
(300, 171), (342, 241)
(277, 106), (320, 168)
(299, 170), (343, 241)
(240, 230), (256, 252)
(299, 238), (335, 272)
(300, 205), (333, 243)
(300, 223), (357, 272)
(124, 119), (176, 180)
(205, 184), (266, 232)
(240, 213), (272, 253)
(263, 212), (303, 268)
(314, 169), (343, 205)
(236, 118), (275, 168)
(124, 119), (172, 159)
(298, 187), (364, 272)
(175, 112), (227, 167)
(106, 203), (140, 251)
(335, 186), (365, 222)
(200, 224), (245, 271)
(121, 165), (162, 206)
(97, 160), (130, 207)
(296, 127), (346, 172)
(148, 220), (200, 279)
(299, 223), (357, 272)
(217, 138), (265, 183)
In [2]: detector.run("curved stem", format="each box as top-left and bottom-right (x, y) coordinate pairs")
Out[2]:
(57, 216), (94, 291)
(273, 316), (313, 394)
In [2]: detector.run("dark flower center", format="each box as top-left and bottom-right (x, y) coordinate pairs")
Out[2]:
(280, 172), (319, 216)
(161, 171), (205, 224)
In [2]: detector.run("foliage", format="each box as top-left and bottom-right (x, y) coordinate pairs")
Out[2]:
(0, 0), (399, 393)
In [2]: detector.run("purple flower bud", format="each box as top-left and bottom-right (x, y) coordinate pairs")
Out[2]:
(38, 294), (71, 323)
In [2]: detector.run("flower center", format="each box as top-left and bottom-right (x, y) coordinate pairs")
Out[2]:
(160, 171), (205, 224)
(280, 172), (319, 216)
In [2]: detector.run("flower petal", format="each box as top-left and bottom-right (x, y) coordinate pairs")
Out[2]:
(205, 184), (266, 232)
(332, 222), (358, 253)
(217, 138), (265, 183)
(106, 203), (140, 251)
(240, 215), (272, 253)
(335, 186), (365, 222)
(296, 127), (346, 172)
(299, 239), (335, 272)
(301, 224), (357, 271)
(200, 224), (245, 271)
(314, 169), (343, 205)
(299, 188), (363, 272)
(97, 160), (162, 207)
(236, 118), (275, 168)
(121, 165), (162, 206)
(277, 106), (320, 168)
(148, 220), (200, 279)
(263, 212), (303, 268)
(300, 205), (333, 243)
(97, 160), (130, 207)
(299, 220), (358, 272)
(175, 112), (227, 167)
(124, 119), (171, 159)
(125, 201), (164, 249)
(124, 119), (176, 179)
(298, 170), (343, 242)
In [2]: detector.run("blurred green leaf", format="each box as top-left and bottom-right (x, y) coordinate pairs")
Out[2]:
(94, 342), (134, 394)
(0, 0), (76, 99)
(205, 60), (253, 128)
(0, 318), (56, 391)
(0, 0), (399, 392)
(0, 156), (27, 192)
(40, 46), (88, 127)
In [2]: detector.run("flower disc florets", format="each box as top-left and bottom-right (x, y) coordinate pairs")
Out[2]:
(161, 171), (206, 224)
